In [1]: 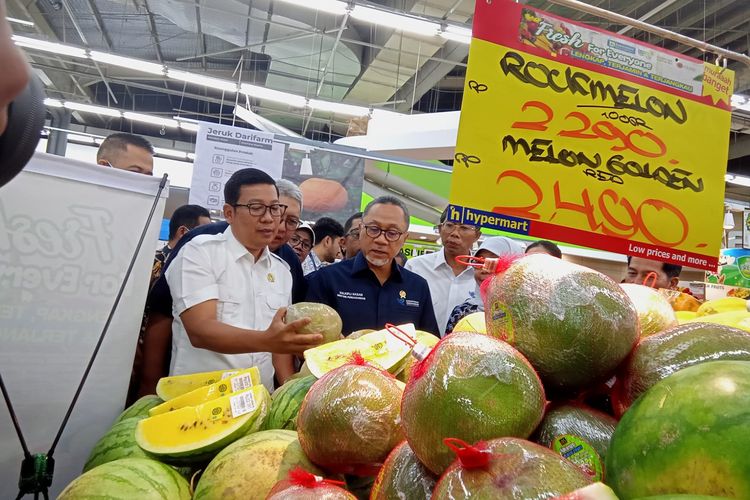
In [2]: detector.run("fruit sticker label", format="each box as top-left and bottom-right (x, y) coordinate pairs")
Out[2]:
(448, 0), (733, 271)
(220, 370), (240, 380)
(489, 302), (514, 343)
(229, 390), (257, 418)
(552, 434), (604, 482)
(230, 373), (255, 393)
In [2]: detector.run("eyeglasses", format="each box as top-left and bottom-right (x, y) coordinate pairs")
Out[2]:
(233, 203), (287, 218)
(346, 229), (360, 239)
(289, 235), (312, 250)
(437, 222), (479, 234)
(282, 216), (301, 230)
(362, 224), (406, 242)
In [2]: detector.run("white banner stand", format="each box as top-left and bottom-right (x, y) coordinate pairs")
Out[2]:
(0, 153), (168, 498)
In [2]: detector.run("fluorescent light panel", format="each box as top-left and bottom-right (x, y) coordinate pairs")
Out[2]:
(239, 83), (307, 107)
(726, 174), (750, 187)
(6, 16), (35, 27)
(167, 69), (238, 92)
(351, 5), (440, 36)
(276, 0), (348, 15)
(12, 35), (87, 58)
(90, 50), (166, 75)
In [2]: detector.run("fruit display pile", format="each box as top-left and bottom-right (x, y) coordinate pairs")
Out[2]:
(60, 257), (750, 499)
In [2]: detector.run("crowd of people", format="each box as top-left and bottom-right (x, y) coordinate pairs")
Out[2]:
(93, 134), (684, 402)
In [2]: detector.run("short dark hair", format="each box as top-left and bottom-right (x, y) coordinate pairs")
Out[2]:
(344, 212), (363, 234)
(96, 133), (154, 162)
(223, 168), (278, 206)
(395, 250), (408, 265)
(526, 240), (562, 258)
(169, 204), (210, 240)
(313, 217), (345, 244)
(626, 255), (682, 279)
(363, 196), (410, 228)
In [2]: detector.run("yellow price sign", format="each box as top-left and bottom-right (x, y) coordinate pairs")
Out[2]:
(449, 0), (733, 271)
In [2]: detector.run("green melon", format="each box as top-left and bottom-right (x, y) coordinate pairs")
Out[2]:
(614, 322), (750, 416)
(297, 362), (404, 475)
(432, 438), (591, 499)
(264, 375), (316, 430)
(136, 384), (270, 464)
(193, 429), (325, 500)
(370, 441), (437, 500)
(286, 302), (343, 344)
(84, 417), (149, 472)
(59, 458), (191, 499)
(114, 395), (164, 424)
(401, 332), (546, 475)
(607, 360), (750, 499)
(534, 403), (617, 478)
(485, 254), (638, 391)
(621, 283), (678, 337)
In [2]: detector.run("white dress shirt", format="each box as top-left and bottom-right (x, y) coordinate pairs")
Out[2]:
(404, 249), (475, 335)
(165, 226), (292, 392)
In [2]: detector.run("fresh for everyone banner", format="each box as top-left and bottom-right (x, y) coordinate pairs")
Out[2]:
(448, 0), (734, 271)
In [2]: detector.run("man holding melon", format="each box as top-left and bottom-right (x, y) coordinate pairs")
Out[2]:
(165, 169), (323, 392)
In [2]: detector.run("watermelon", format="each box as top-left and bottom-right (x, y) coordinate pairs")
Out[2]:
(297, 361), (404, 475)
(193, 429), (325, 500)
(286, 302), (343, 344)
(84, 417), (148, 472)
(485, 254), (639, 391)
(59, 458), (191, 499)
(614, 322), (750, 416)
(264, 375), (316, 430)
(114, 395), (163, 424)
(533, 403), (617, 479)
(136, 384), (270, 464)
(607, 360), (750, 498)
(401, 332), (545, 475)
(621, 283), (678, 337)
(553, 482), (618, 499)
(432, 438), (591, 499)
(156, 368), (246, 401)
(370, 441), (437, 500)
(267, 468), (355, 499)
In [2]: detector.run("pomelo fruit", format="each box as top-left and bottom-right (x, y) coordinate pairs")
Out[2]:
(193, 429), (325, 500)
(156, 368), (248, 400)
(432, 437), (591, 499)
(533, 403), (617, 480)
(620, 283), (677, 337)
(114, 395), (163, 424)
(552, 482), (618, 499)
(613, 322), (750, 416)
(286, 302), (343, 344)
(264, 375), (316, 430)
(607, 360), (750, 499)
(59, 458), (191, 499)
(401, 332), (545, 475)
(84, 417), (148, 472)
(136, 384), (270, 464)
(297, 361), (404, 475)
(266, 468), (355, 499)
(484, 254), (639, 391)
(370, 440), (437, 500)
(149, 367), (261, 416)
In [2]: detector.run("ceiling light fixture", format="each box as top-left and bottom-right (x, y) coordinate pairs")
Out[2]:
(300, 154), (313, 175)
(726, 173), (750, 187)
(276, 0), (349, 16)
(167, 69), (239, 93)
(6, 17), (35, 27)
(239, 83), (307, 108)
(440, 24), (473, 44)
(723, 209), (735, 230)
(12, 35), (87, 58)
(123, 111), (181, 128)
(90, 50), (166, 75)
(350, 5), (440, 37)
(64, 101), (122, 117)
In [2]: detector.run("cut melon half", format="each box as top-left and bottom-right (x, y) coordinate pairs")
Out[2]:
(136, 384), (270, 464)
(304, 324), (414, 378)
(156, 368), (252, 401)
(149, 367), (260, 416)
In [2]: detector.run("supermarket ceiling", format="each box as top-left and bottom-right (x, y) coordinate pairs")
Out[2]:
(7, 0), (750, 158)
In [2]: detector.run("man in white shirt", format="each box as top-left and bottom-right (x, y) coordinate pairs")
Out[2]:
(405, 208), (481, 335)
(165, 168), (322, 392)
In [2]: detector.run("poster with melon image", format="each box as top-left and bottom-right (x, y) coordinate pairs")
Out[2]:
(283, 148), (365, 226)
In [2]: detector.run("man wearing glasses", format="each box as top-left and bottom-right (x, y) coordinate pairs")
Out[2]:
(306, 196), (439, 335)
(289, 223), (315, 263)
(341, 212), (363, 259)
(405, 207), (481, 335)
(165, 169), (322, 392)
